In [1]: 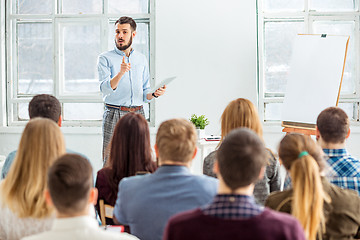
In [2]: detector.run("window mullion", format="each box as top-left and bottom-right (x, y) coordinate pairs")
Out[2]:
(355, 17), (360, 100)
(53, 7), (60, 101)
(257, 4), (266, 123)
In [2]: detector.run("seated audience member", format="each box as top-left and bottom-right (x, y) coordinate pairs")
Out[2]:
(1, 94), (88, 179)
(95, 113), (157, 225)
(22, 154), (138, 240)
(316, 107), (360, 195)
(113, 119), (218, 240)
(203, 98), (281, 204)
(164, 128), (305, 240)
(265, 134), (360, 240)
(0, 118), (66, 240)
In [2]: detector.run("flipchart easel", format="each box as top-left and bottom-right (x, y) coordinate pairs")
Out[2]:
(281, 34), (350, 136)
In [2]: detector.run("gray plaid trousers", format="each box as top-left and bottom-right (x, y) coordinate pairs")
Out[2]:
(102, 105), (145, 164)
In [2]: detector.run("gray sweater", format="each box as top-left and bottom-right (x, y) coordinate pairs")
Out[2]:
(203, 149), (282, 205)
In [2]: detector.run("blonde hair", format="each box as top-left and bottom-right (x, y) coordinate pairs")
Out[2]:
(1, 118), (66, 218)
(220, 98), (262, 142)
(279, 134), (329, 240)
(156, 118), (197, 163)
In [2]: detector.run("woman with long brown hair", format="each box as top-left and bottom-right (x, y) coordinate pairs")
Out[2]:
(203, 98), (281, 205)
(0, 118), (66, 240)
(265, 133), (360, 240)
(95, 113), (157, 224)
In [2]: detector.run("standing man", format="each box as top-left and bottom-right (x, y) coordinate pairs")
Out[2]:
(98, 16), (165, 161)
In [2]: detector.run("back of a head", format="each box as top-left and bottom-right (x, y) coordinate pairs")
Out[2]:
(29, 94), (61, 123)
(156, 118), (197, 163)
(48, 154), (93, 215)
(279, 134), (325, 171)
(278, 134), (328, 240)
(316, 107), (349, 144)
(1, 118), (66, 218)
(221, 98), (263, 141)
(217, 128), (267, 190)
(107, 113), (155, 194)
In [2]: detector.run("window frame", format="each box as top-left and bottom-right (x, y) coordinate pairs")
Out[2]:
(5, 0), (155, 127)
(257, 0), (360, 123)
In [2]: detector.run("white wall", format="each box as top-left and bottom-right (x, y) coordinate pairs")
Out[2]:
(154, 0), (257, 134)
(0, 0), (258, 173)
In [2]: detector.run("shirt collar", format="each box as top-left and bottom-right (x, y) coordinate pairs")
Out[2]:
(155, 165), (191, 175)
(114, 46), (134, 56)
(212, 194), (257, 205)
(323, 148), (349, 157)
(52, 216), (99, 231)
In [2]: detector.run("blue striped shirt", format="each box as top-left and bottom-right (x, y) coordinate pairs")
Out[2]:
(98, 47), (151, 106)
(202, 194), (264, 219)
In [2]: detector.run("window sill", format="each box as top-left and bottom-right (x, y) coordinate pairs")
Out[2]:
(263, 121), (360, 134)
(0, 126), (159, 135)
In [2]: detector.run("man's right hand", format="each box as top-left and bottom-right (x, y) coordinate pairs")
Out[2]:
(120, 56), (131, 75)
(110, 56), (131, 90)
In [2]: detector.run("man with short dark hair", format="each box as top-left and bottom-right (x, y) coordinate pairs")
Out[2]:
(28, 94), (62, 124)
(1, 94), (88, 179)
(163, 128), (306, 240)
(316, 107), (360, 195)
(113, 119), (218, 240)
(98, 16), (166, 161)
(22, 154), (138, 240)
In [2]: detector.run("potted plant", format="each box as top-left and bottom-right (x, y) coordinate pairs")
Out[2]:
(189, 114), (209, 139)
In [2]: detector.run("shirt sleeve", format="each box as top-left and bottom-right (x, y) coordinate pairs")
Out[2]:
(292, 219), (307, 240)
(203, 151), (217, 178)
(1, 151), (16, 180)
(98, 55), (115, 96)
(113, 178), (128, 225)
(95, 171), (105, 216)
(162, 220), (172, 240)
(0, 210), (5, 240)
(142, 57), (152, 103)
(267, 151), (282, 192)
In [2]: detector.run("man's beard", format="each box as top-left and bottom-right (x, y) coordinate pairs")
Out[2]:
(115, 35), (133, 51)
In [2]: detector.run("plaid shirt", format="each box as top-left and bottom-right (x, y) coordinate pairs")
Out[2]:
(283, 173), (292, 190)
(324, 148), (360, 195)
(201, 194), (264, 219)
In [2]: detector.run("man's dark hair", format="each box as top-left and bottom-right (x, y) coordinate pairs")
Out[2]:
(48, 154), (93, 214)
(217, 128), (267, 190)
(28, 94), (61, 123)
(115, 16), (137, 31)
(316, 107), (349, 144)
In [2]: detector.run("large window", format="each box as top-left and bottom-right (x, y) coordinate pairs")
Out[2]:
(258, 0), (360, 122)
(6, 0), (154, 126)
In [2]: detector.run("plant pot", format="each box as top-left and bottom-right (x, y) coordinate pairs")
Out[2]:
(196, 128), (206, 139)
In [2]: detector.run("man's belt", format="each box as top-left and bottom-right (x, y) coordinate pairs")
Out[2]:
(105, 104), (143, 112)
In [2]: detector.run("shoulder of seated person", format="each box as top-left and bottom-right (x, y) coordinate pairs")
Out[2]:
(265, 189), (292, 207)
(328, 183), (360, 200)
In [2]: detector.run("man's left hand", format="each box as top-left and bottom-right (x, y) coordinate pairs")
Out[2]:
(154, 85), (167, 97)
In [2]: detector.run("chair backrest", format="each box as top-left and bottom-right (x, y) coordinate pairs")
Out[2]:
(99, 199), (114, 226)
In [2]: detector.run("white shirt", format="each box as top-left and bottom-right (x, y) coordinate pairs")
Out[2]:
(0, 203), (54, 240)
(21, 216), (139, 240)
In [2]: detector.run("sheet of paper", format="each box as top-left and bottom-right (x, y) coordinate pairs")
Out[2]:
(282, 34), (349, 124)
(151, 76), (176, 93)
